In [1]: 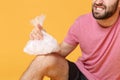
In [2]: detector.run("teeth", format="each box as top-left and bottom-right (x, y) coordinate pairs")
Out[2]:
(96, 7), (103, 11)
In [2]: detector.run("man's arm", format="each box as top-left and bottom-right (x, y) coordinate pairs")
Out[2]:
(58, 41), (77, 57)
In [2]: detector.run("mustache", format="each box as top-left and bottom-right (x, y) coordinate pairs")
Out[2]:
(93, 3), (106, 8)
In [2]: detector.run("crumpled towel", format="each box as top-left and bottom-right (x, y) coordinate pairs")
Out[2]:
(23, 15), (60, 55)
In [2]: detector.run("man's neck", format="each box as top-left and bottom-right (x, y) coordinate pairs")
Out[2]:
(97, 10), (119, 28)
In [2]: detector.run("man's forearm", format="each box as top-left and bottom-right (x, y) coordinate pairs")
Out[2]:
(57, 42), (77, 57)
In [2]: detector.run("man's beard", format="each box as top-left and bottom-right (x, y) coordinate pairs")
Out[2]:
(92, 0), (119, 20)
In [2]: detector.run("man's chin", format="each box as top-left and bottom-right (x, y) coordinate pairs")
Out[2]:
(92, 12), (106, 20)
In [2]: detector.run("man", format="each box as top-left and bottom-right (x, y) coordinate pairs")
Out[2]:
(20, 0), (120, 80)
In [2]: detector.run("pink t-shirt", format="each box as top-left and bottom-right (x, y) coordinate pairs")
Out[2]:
(64, 13), (120, 80)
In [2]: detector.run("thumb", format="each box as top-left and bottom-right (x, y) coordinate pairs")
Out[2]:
(36, 24), (43, 31)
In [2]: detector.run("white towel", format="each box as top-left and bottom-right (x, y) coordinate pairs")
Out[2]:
(23, 15), (60, 55)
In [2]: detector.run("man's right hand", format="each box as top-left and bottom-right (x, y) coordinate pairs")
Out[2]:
(30, 24), (43, 40)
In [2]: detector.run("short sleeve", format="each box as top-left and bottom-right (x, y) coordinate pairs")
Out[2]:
(64, 19), (80, 46)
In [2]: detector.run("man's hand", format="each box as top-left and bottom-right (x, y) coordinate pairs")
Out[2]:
(30, 24), (43, 40)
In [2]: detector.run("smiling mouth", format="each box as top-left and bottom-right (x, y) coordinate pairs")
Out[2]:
(94, 5), (105, 12)
(93, 3), (106, 11)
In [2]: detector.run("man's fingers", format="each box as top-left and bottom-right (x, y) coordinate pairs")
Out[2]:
(30, 28), (43, 40)
(29, 23), (44, 40)
(30, 33), (34, 40)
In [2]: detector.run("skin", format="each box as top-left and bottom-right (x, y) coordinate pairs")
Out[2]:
(20, 0), (120, 80)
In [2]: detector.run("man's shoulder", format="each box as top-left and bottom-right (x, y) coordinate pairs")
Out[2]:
(76, 13), (93, 22)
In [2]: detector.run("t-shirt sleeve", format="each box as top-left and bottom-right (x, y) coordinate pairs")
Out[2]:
(64, 19), (80, 46)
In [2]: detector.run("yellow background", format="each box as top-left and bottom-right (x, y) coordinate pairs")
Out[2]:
(0, 0), (91, 80)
